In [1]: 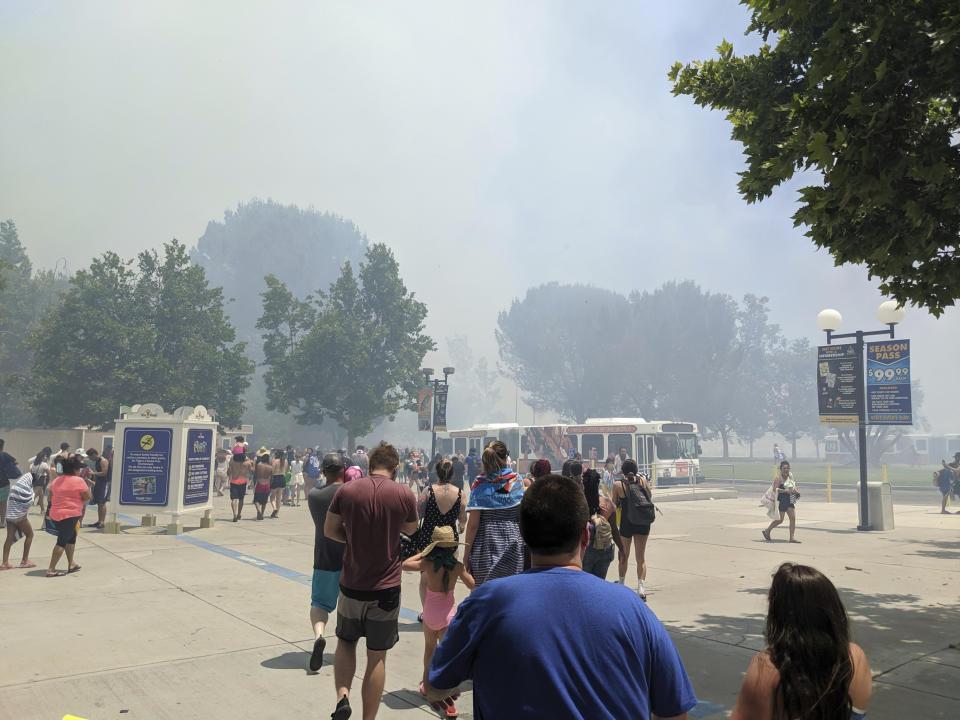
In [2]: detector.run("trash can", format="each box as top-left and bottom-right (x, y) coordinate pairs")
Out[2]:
(857, 481), (895, 530)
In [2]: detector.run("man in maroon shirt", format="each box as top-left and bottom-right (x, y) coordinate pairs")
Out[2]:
(324, 442), (418, 720)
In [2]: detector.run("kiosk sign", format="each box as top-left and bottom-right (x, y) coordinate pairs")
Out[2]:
(184, 428), (213, 505)
(120, 427), (172, 505)
(866, 339), (912, 425)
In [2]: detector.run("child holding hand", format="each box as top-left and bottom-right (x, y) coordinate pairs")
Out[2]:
(402, 525), (474, 718)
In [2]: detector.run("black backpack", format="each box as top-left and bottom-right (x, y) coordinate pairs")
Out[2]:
(624, 477), (656, 525)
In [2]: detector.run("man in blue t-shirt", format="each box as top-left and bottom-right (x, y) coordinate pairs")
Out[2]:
(426, 473), (697, 719)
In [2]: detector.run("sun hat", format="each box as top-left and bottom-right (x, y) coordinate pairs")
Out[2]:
(256, 446), (269, 457)
(419, 526), (462, 556)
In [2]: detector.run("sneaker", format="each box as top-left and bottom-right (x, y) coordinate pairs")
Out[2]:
(761, 529), (771, 542)
(637, 580), (646, 599)
(331, 695), (351, 720)
(309, 636), (326, 672)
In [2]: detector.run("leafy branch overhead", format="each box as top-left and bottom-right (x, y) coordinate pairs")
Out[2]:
(669, 0), (960, 315)
(257, 243), (435, 450)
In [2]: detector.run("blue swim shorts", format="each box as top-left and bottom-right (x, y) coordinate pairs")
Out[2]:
(311, 569), (341, 612)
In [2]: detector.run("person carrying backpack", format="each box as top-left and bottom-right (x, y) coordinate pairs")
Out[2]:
(304, 448), (322, 487)
(611, 459), (655, 599)
(581, 469), (624, 581)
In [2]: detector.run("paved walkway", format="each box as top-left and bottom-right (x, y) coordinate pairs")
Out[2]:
(1, 492), (957, 719)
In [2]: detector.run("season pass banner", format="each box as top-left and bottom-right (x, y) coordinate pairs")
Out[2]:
(120, 427), (172, 505)
(184, 428), (213, 505)
(866, 339), (912, 425)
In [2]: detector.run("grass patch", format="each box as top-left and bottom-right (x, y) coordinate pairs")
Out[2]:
(701, 459), (938, 487)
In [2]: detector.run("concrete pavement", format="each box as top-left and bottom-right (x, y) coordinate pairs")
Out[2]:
(0, 490), (957, 719)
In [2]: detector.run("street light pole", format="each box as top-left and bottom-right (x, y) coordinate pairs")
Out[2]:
(818, 302), (904, 530)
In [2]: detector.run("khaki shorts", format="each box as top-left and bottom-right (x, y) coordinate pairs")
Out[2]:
(335, 585), (401, 651)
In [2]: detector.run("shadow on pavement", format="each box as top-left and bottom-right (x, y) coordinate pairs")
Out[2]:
(260, 650), (313, 672)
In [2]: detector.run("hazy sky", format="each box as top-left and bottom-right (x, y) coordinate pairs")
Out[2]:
(2, 1), (957, 433)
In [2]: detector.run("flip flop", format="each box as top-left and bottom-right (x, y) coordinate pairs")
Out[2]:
(67, 565), (82, 573)
(18, 562), (36, 568)
(0, 565), (13, 571)
(46, 570), (66, 577)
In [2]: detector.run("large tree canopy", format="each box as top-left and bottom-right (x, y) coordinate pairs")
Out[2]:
(670, 0), (960, 315)
(258, 243), (434, 450)
(30, 240), (253, 429)
(497, 283), (631, 423)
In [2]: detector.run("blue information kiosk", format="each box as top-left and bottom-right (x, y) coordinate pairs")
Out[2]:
(105, 403), (218, 535)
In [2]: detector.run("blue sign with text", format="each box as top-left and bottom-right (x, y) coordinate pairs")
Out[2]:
(120, 427), (172, 505)
(184, 428), (213, 505)
(866, 339), (912, 425)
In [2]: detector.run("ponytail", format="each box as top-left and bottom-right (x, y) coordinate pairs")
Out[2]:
(436, 459), (454, 483)
(482, 440), (509, 476)
(621, 459), (639, 483)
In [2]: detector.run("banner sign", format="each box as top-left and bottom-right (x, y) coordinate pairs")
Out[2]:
(433, 386), (448, 432)
(183, 428), (213, 505)
(817, 345), (860, 425)
(866, 339), (912, 425)
(119, 427), (172, 505)
(418, 389), (433, 432)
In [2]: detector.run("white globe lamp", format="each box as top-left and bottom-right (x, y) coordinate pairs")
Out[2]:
(817, 308), (843, 331)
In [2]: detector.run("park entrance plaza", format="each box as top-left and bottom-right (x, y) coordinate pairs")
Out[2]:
(0, 487), (957, 719)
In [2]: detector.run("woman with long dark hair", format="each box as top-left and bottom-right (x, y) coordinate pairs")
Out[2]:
(463, 440), (525, 586)
(763, 461), (800, 543)
(581, 469), (623, 580)
(731, 563), (871, 720)
(30, 447), (52, 517)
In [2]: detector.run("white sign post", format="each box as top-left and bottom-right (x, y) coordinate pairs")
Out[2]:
(105, 403), (218, 535)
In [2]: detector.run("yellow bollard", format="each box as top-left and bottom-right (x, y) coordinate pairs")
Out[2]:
(827, 464), (831, 503)
(651, 462), (656, 489)
(882, 464), (887, 484)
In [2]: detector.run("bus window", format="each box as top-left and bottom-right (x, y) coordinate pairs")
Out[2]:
(469, 438), (482, 452)
(439, 438), (453, 456)
(646, 437), (654, 468)
(565, 435), (578, 458)
(582, 434), (604, 462)
(654, 434), (698, 460)
(454, 438), (466, 455)
(500, 429), (520, 455)
(484, 436), (497, 448)
(635, 435), (648, 465)
(609, 434), (631, 461)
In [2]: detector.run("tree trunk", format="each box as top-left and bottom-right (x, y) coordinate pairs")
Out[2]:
(814, 437), (821, 460)
(749, 439), (754, 458)
(347, 431), (355, 454)
(721, 430), (730, 459)
(791, 437), (797, 459)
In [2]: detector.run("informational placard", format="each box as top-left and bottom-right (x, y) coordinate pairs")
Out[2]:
(183, 428), (213, 505)
(120, 427), (172, 505)
(817, 345), (860, 425)
(418, 389), (433, 431)
(866, 339), (912, 425)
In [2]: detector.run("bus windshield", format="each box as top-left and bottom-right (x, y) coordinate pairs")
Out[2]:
(655, 433), (699, 460)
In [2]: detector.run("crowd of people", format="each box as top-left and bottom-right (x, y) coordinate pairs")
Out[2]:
(0, 433), (877, 718)
(300, 439), (872, 720)
(0, 438), (111, 576)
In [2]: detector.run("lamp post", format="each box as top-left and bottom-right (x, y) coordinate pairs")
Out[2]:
(817, 301), (905, 530)
(422, 366), (454, 458)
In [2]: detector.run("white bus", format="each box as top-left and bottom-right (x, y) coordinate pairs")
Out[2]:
(437, 418), (703, 485)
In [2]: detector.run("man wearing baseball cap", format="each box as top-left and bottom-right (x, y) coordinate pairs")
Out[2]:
(307, 453), (348, 672)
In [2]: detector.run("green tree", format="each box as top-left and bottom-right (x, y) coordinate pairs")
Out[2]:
(497, 283), (631, 423)
(259, 243), (434, 450)
(670, 1), (960, 315)
(769, 338), (817, 459)
(625, 281), (743, 457)
(191, 199), (369, 440)
(445, 335), (504, 427)
(0, 220), (70, 427)
(30, 241), (253, 429)
(732, 295), (784, 456)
